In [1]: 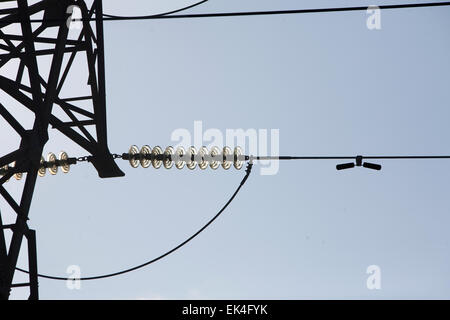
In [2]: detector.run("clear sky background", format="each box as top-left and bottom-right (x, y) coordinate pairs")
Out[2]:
(1, 0), (450, 299)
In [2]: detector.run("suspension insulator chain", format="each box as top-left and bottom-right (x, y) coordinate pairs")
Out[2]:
(0, 151), (79, 182)
(122, 145), (249, 170)
(0, 146), (250, 184)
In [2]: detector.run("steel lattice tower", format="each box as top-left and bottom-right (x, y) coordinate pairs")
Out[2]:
(0, 0), (123, 300)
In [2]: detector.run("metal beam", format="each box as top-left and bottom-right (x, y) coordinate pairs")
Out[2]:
(26, 230), (38, 300)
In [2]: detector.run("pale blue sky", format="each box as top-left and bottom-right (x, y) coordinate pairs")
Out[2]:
(1, 0), (450, 299)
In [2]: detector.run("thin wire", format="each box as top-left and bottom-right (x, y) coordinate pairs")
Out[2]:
(4, 1), (450, 23)
(15, 161), (253, 281)
(254, 155), (450, 160)
(102, 0), (209, 19)
(100, 1), (450, 21)
(363, 155), (450, 159)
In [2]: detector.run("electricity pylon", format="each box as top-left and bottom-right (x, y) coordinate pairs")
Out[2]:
(0, 0), (123, 300)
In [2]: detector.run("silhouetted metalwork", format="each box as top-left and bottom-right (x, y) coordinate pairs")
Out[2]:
(0, 0), (122, 300)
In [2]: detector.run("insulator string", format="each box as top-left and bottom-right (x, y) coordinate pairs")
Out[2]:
(0, 151), (76, 182)
(3, 147), (450, 183)
(122, 145), (246, 170)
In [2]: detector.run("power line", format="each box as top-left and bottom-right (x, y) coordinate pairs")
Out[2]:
(255, 155), (450, 160)
(2, 1), (449, 24)
(102, 0), (209, 19)
(99, 1), (450, 22)
(254, 155), (450, 171)
(15, 161), (253, 281)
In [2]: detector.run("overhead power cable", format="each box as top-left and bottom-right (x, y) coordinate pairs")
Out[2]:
(99, 1), (450, 22)
(102, 0), (209, 19)
(2, 2), (450, 24)
(15, 161), (253, 281)
(254, 155), (450, 171)
(255, 155), (450, 160)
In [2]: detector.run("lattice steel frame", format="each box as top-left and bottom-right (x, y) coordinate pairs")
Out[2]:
(0, 0), (123, 300)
